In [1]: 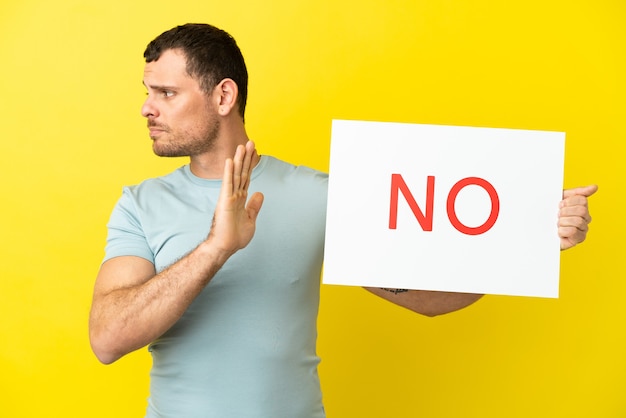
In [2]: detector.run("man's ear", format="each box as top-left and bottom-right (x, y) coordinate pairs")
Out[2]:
(214, 78), (239, 116)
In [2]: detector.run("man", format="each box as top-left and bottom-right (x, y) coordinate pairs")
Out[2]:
(89, 23), (597, 417)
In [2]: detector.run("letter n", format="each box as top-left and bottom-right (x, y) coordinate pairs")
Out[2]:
(389, 174), (435, 231)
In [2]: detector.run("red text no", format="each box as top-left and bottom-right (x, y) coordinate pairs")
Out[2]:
(388, 174), (500, 235)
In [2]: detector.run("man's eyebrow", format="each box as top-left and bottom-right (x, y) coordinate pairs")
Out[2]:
(142, 82), (179, 91)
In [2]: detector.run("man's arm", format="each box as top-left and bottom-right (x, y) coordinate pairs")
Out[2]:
(365, 288), (483, 317)
(89, 142), (264, 364)
(368, 185), (598, 316)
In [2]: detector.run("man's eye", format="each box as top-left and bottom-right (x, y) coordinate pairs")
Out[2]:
(163, 91), (174, 97)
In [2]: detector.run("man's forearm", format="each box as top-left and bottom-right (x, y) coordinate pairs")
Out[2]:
(366, 287), (483, 317)
(89, 239), (231, 364)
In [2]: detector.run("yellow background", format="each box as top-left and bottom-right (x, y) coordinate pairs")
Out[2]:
(1, 0), (623, 417)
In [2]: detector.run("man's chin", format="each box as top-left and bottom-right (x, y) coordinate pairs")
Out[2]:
(152, 143), (186, 158)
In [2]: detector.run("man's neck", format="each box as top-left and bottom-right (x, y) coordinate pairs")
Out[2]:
(189, 147), (260, 179)
(188, 127), (258, 179)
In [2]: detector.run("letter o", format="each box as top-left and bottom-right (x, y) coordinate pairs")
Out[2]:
(446, 177), (500, 235)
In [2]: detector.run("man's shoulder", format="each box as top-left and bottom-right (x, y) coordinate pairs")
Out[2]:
(124, 166), (188, 194)
(256, 156), (328, 211)
(260, 155), (328, 184)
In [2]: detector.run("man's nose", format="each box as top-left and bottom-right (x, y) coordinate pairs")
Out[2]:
(141, 95), (159, 118)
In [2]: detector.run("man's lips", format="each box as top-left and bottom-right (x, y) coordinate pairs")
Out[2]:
(148, 123), (168, 137)
(149, 127), (165, 135)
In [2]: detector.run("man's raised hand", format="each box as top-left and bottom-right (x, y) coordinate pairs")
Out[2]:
(209, 141), (264, 256)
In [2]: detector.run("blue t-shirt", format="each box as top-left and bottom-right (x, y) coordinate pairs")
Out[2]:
(104, 156), (328, 418)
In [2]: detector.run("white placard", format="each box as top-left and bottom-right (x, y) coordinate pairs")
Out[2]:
(322, 120), (565, 298)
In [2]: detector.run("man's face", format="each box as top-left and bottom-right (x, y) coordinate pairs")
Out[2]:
(142, 48), (219, 157)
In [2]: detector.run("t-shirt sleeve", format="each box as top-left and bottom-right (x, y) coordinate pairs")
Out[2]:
(103, 186), (154, 264)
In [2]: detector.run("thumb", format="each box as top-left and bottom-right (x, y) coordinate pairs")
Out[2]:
(563, 184), (598, 199)
(246, 192), (264, 220)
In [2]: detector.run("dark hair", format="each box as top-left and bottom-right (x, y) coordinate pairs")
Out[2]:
(144, 23), (248, 118)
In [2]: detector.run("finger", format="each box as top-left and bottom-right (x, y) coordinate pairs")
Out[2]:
(559, 226), (587, 247)
(246, 192), (264, 221)
(560, 235), (585, 251)
(232, 144), (244, 192)
(221, 158), (234, 199)
(562, 184), (598, 199)
(559, 207), (592, 226)
(559, 202), (590, 217)
(561, 195), (590, 208)
(558, 220), (588, 247)
(558, 216), (589, 233)
(240, 141), (254, 191)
